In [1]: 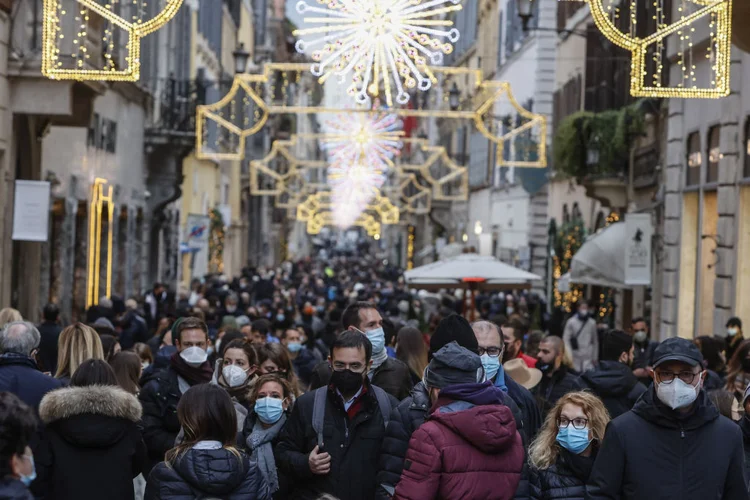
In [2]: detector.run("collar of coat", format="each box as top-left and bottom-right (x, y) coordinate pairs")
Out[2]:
(39, 385), (142, 424)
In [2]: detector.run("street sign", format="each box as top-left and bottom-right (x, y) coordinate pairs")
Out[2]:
(12, 180), (51, 242)
(624, 213), (653, 286)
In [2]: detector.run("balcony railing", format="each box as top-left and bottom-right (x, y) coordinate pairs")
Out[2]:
(146, 77), (205, 135)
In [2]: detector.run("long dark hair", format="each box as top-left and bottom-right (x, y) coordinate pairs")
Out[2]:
(726, 339), (750, 393)
(396, 327), (428, 380)
(0, 393), (37, 477)
(258, 343), (301, 396)
(70, 359), (118, 387)
(110, 351), (142, 395)
(165, 384), (240, 466)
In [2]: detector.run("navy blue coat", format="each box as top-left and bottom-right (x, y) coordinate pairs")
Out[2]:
(0, 354), (63, 412)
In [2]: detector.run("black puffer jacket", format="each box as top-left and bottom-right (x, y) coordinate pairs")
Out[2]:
(145, 447), (269, 499)
(35, 385), (146, 500)
(533, 367), (579, 417)
(587, 387), (748, 499)
(530, 448), (595, 500)
(375, 381), (528, 500)
(740, 416), (750, 488)
(575, 361), (646, 418)
(138, 367), (182, 474)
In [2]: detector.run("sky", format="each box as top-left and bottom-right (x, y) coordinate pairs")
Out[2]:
(286, 1), (303, 27)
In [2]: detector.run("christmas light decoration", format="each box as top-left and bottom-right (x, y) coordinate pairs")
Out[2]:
(293, 0), (463, 106)
(585, 0), (732, 98)
(42, 0), (183, 81)
(87, 178), (114, 308)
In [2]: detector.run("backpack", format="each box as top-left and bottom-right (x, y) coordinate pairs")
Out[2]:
(311, 386), (391, 448)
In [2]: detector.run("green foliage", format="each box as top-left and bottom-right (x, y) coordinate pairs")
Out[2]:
(209, 208), (225, 273)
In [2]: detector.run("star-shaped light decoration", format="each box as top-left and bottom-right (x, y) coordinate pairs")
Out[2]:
(293, 0), (463, 106)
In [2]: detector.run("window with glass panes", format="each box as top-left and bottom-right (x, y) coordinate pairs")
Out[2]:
(686, 132), (701, 187)
(706, 126), (720, 184)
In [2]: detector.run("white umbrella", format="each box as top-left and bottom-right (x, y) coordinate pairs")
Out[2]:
(570, 222), (632, 289)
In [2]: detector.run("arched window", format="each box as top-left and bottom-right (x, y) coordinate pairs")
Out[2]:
(707, 126), (721, 183)
(686, 132), (701, 186)
(562, 204), (570, 224)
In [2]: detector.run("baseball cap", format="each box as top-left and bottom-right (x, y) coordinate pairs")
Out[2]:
(652, 337), (704, 368)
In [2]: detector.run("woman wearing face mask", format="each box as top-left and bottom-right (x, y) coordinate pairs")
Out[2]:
(214, 339), (259, 413)
(242, 374), (294, 499)
(0, 393), (37, 499)
(725, 339), (750, 401)
(528, 391), (610, 500)
(258, 343), (302, 398)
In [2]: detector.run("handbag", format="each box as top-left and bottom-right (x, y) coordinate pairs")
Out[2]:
(569, 319), (588, 351)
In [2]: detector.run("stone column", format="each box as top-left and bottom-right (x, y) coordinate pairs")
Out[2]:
(713, 51), (744, 334)
(660, 97), (686, 341)
(59, 196), (79, 323)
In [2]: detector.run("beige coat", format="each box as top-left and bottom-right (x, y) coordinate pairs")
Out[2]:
(563, 315), (599, 372)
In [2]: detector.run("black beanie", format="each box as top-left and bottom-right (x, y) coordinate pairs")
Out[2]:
(430, 314), (479, 356)
(602, 329), (634, 362)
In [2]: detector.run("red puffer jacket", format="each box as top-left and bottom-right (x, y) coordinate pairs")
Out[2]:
(394, 382), (524, 500)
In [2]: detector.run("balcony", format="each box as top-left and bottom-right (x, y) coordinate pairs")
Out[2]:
(145, 77), (205, 147)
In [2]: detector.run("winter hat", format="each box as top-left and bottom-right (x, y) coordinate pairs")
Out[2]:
(221, 316), (238, 330)
(93, 317), (114, 330)
(235, 315), (251, 328)
(423, 342), (483, 389)
(430, 314), (479, 356)
(601, 330), (634, 362)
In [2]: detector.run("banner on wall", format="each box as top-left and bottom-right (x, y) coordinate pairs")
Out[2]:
(185, 214), (211, 280)
(12, 180), (51, 242)
(624, 213), (654, 286)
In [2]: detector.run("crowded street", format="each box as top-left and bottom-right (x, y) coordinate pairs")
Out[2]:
(0, 0), (750, 498)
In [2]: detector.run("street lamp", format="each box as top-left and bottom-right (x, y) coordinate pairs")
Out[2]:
(516, 0), (534, 32)
(474, 221), (483, 236)
(232, 43), (250, 75)
(449, 82), (461, 111)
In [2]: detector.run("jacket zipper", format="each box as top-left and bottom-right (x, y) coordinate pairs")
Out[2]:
(679, 424), (685, 499)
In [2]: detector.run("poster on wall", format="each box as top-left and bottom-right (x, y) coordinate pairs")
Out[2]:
(185, 214), (211, 280)
(12, 180), (51, 242)
(624, 213), (654, 286)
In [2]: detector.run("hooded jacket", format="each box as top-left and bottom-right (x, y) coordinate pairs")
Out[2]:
(145, 447), (269, 499)
(575, 361), (646, 418)
(393, 382), (524, 500)
(586, 386), (748, 500)
(35, 385), (147, 500)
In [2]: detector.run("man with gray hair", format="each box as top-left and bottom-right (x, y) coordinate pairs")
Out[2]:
(0, 321), (62, 412)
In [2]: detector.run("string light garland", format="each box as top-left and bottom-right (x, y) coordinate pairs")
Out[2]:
(42, 0), (183, 80)
(86, 178), (114, 308)
(585, 0), (732, 98)
(293, 0), (463, 106)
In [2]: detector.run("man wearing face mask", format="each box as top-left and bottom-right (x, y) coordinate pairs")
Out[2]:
(501, 319), (538, 368)
(726, 317), (745, 363)
(139, 317), (214, 474)
(587, 337), (749, 500)
(309, 302), (412, 401)
(563, 300), (598, 372)
(276, 330), (399, 500)
(533, 336), (579, 416)
(630, 316), (658, 385)
(574, 330), (646, 419)
(282, 328), (318, 389)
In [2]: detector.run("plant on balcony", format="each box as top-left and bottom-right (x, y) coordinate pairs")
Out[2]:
(553, 102), (646, 180)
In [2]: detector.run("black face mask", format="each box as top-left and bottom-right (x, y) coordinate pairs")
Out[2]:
(331, 369), (364, 395)
(536, 359), (553, 375)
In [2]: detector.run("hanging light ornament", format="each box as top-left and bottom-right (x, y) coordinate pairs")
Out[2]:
(321, 108), (404, 169)
(293, 0), (463, 106)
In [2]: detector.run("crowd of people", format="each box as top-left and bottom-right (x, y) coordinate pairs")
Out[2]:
(0, 256), (747, 499)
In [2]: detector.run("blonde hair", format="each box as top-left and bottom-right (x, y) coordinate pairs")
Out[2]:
(528, 391), (610, 470)
(0, 308), (22, 327)
(55, 323), (104, 379)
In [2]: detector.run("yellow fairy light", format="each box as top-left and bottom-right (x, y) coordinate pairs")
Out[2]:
(586, 0), (732, 98)
(86, 178), (114, 308)
(293, 0), (463, 107)
(42, 0), (183, 81)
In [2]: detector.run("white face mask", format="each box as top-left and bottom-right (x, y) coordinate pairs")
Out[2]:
(141, 362), (150, 371)
(656, 376), (701, 410)
(222, 364), (249, 388)
(180, 346), (208, 367)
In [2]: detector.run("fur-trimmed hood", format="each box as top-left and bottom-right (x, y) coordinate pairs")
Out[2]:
(40, 385), (142, 424)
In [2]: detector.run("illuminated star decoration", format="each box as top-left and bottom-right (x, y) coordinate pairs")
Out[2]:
(293, 0), (463, 107)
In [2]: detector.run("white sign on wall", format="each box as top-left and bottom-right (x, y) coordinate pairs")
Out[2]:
(624, 213), (654, 286)
(12, 180), (51, 242)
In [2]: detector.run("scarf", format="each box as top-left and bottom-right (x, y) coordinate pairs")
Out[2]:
(369, 348), (389, 377)
(247, 414), (287, 493)
(170, 352), (213, 386)
(493, 365), (508, 393)
(559, 446), (596, 483)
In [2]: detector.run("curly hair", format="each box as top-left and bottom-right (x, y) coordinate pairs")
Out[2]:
(528, 391), (610, 470)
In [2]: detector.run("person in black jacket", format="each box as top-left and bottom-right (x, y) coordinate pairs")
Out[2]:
(34, 359), (146, 500)
(587, 337), (749, 500)
(0, 392), (38, 500)
(146, 384), (269, 499)
(139, 317), (214, 474)
(308, 302), (412, 400)
(630, 317), (658, 385)
(282, 328), (318, 390)
(534, 336), (579, 416)
(275, 330), (398, 500)
(740, 382), (750, 488)
(0, 322), (63, 412)
(575, 330), (646, 419)
(37, 304), (62, 374)
(528, 391), (610, 500)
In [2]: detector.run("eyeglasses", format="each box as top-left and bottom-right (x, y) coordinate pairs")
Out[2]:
(477, 347), (502, 358)
(655, 370), (700, 385)
(558, 417), (589, 430)
(332, 361), (366, 373)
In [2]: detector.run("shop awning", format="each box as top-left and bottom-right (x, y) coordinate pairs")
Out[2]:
(569, 222), (633, 289)
(404, 253), (542, 291)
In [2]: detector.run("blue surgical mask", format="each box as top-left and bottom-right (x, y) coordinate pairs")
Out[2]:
(277, 314), (286, 322)
(254, 397), (285, 424)
(365, 327), (386, 354)
(556, 426), (591, 455)
(481, 354), (501, 381)
(20, 454), (36, 486)
(286, 342), (303, 353)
